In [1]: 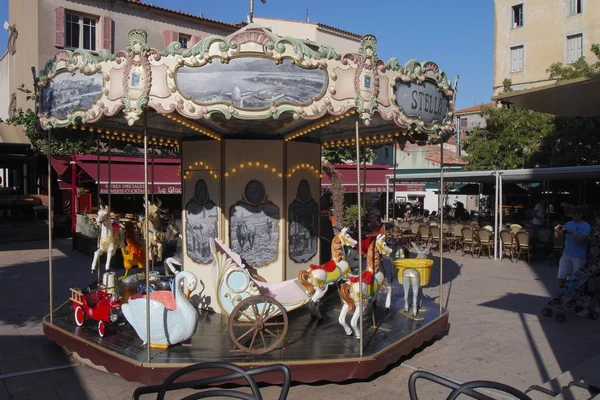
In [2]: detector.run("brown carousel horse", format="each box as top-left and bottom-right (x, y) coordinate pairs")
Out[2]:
(338, 234), (393, 338)
(298, 227), (358, 303)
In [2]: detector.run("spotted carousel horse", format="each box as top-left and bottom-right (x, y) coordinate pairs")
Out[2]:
(91, 206), (124, 272)
(338, 234), (393, 338)
(298, 227), (358, 303)
(399, 242), (433, 317)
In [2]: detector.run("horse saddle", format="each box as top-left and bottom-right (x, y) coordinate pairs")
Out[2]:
(349, 270), (374, 285)
(309, 259), (337, 272)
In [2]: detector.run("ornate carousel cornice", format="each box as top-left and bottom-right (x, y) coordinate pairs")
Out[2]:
(37, 24), (455, 137)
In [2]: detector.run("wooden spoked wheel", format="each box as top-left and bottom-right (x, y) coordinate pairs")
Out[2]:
(228, 295), (288, 355)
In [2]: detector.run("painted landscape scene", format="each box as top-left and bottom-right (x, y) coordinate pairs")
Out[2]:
(42, 72), (103, 118)
(177, 58), (326, 108)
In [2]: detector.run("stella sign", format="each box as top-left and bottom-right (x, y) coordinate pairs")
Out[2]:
(395, 80), (450, 125)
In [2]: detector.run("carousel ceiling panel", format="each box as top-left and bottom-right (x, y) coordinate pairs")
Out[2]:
(36, 25), (456, 140)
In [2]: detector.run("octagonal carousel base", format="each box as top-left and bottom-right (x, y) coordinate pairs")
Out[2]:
(43, 281), (448, 386)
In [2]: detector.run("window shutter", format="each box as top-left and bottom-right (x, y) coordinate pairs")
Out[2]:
(191, 35), (201, 46)
(164, 31), (174, 49)
(569, 0), (576, 15)
(518, 47), (524, 71)
(55, 7), (65, 48)
(102, 17), (112, 51)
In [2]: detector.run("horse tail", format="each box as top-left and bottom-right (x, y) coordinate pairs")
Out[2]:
(298, 270), (315, 296)
(340, 283), (355, 313)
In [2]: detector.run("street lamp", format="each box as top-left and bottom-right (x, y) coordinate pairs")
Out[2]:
(249, 0), (267, 23)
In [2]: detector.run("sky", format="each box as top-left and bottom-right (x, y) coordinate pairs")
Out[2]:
(0, 0), (494, 110)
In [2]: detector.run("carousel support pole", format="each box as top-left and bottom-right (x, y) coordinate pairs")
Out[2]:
(499, 173), (503, 241)
(439, 135), (444, 315)
(151, 146), (155, 273)
(143, 109), (151, 362)
(355, 117), (363, 356)
(385, 177), (390, 222)
(392, 144), (397, 220)
(96, 137), (101, 284)
(363, 146), (367, 211)
(48, 128), (54, 324)
(70, 156), (77, 241)
(108, 136), (112, 213)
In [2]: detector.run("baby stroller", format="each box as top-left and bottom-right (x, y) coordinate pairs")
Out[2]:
(542, 238), (600, 322)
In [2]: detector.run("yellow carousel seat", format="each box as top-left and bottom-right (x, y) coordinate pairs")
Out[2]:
(395, 259), (434, 286)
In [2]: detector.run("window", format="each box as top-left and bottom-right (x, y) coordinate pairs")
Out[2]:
(460, 117), (468, 132)
(568, 0), (582, 15)
(567, 34), (583, 64)
(511, 4), (524, 28)
(510, 45), (524, 73)
(65, 12), (97, 50)
(178, 34), (190, 49)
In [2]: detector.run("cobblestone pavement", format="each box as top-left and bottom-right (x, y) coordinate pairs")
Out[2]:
(1, 239), (599, 399)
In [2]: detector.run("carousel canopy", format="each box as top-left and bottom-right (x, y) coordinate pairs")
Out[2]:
(36, 24), (456, 147)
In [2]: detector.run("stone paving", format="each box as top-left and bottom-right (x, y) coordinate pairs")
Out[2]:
(0, 239), (599, 399)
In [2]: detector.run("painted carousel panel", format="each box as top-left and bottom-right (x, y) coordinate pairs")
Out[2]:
(176, 58), (326, 109)
(41, 70), (103, 119)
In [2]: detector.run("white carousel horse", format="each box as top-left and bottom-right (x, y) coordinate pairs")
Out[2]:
(401, 242), (432, 317)
(338, 234), (393, 338)
(91, 206), (123, 273)
(298, 227), (358, 303)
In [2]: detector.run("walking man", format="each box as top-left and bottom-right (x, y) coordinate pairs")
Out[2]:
(554, 206), (591, 302)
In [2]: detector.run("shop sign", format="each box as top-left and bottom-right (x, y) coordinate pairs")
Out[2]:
(395, 80), (449, 125)
(99, 183), (181, 195)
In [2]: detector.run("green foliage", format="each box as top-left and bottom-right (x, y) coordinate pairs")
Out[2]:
(322, 146), (377, 164)
(502, 78), (513, 93)
(463, 105), (554, 170)
(343, 204), (361, 228)
(5, 84), (94, 155)
(547, 45), (600, 81)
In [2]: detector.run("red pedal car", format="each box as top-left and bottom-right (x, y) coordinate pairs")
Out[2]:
(69, 286), (125, 337)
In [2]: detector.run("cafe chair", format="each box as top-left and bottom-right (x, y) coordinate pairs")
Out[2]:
(515, 230), (532, 263)
(461, 227), (477, 257)
(499, 229), (517, 262)
(417, 225), (431, 247)
(510, 224), (523, 234)
(430, 225), (442, 252)
(132, 361), (291, 400)
(476, 228), (493, 259)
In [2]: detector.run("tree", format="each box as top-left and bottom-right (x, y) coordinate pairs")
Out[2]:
(322, 146), (376, 164)
(463, 105), (555, 170)
(547, 44), (600, 81)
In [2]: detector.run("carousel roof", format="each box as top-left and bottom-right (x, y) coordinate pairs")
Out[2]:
(36, 24), (456, 148)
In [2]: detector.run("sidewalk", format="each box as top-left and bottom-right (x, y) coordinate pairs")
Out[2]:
(1, 240), (599, 399)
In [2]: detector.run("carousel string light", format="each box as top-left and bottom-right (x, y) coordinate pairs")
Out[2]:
(181, 160), (219, 180)
(77, 124), (181, 148)
(286, 163), (322, 179)
(321, 130), (403, 148)
(161, 113), (221, 141)
(284, 109), (357, 142)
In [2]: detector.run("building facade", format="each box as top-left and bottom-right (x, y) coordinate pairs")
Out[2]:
(253, 17), (362, 55)
(493, 0), (600, 95)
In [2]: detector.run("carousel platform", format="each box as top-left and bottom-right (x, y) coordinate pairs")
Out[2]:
(43, 281), (448, 386)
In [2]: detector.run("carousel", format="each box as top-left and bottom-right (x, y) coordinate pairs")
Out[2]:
(38, 24), (455, 385)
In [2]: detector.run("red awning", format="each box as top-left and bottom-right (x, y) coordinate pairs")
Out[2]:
(74, 156), (181, 195)
(321, 164), (392, 193)
(51, 156), (71, 177)
(321, 164), (426, 193)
